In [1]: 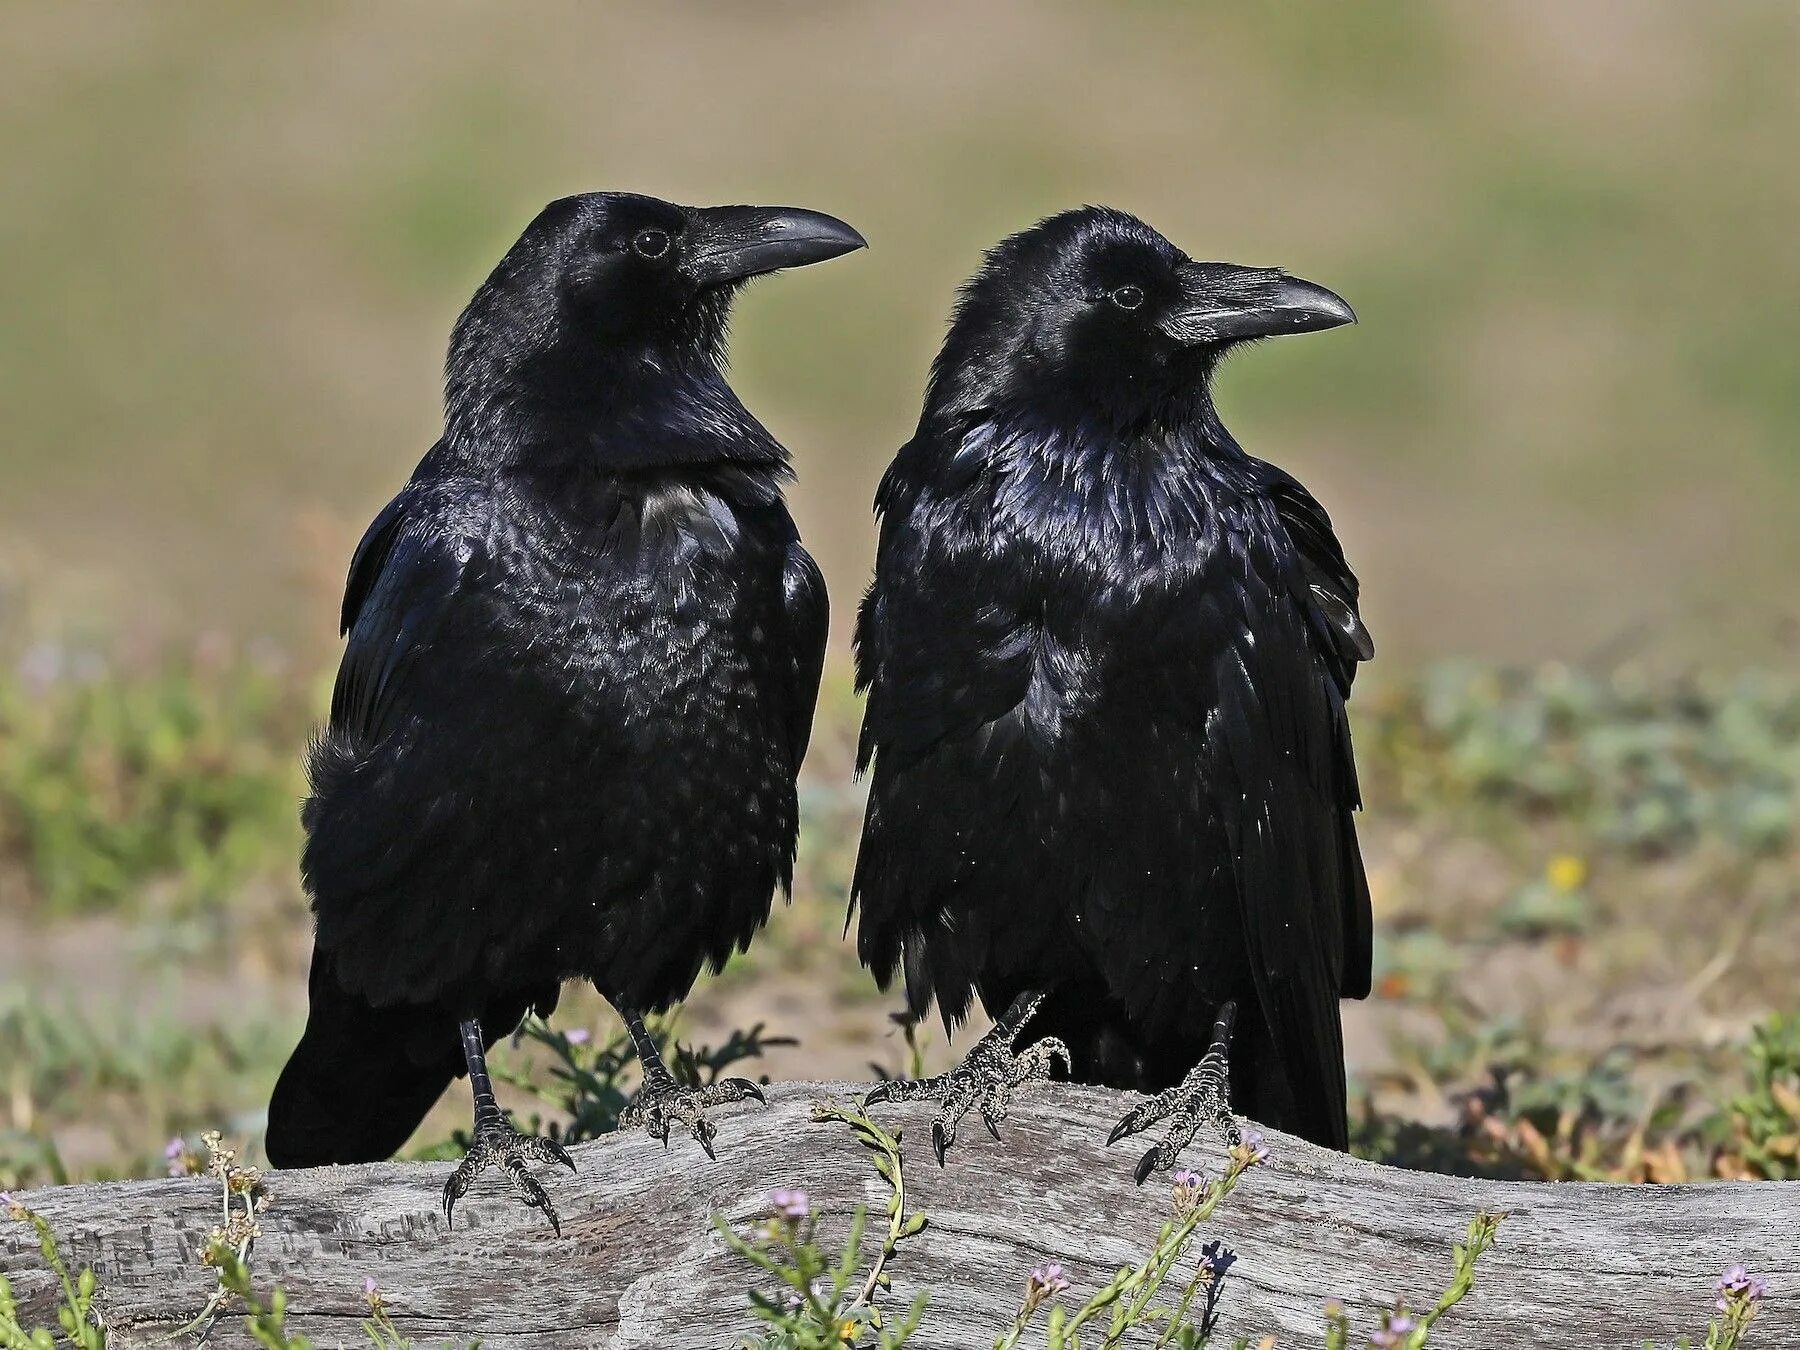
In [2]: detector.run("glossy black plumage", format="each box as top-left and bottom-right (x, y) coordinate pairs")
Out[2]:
(267, 193), (857, 1167)
(851, 207), (1371, 1149)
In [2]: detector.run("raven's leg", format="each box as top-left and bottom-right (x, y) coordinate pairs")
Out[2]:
(861, 990), (1071, 1166)
(1105, 1001), (1241, 1184)
(616, 1011), (766, 1159)
(441, 1019), (575, 1234)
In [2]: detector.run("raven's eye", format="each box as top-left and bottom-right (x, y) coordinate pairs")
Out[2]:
(632, 228), (672, 260)
(1110, 284), (1146, 311)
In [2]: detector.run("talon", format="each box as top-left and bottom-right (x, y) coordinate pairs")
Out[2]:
(982, 1108), (1002, 1141)
(1103, 1026), (1237, 1181)
(862, 1082), (892, 1108)
(932, 1121), (949, 1167)
(628, 1071), (751, 1159)
(1134, 1146), (1161, 1186)
(442, 1119), (567, 1233)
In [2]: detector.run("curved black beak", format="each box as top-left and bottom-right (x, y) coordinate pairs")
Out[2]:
(1160, 264), (1355, 346)
(684, 205), (867, 287)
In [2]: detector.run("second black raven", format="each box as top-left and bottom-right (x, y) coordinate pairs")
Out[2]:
(265, 193), (863, 1228)
(853, 207), (1371, 1173)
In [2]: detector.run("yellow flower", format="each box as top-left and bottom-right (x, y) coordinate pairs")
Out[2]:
(1546, 854), (1587, 892)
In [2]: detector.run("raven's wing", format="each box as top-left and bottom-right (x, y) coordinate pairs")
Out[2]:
(1264, 466), (1373, 998)
(779, 537), (828, 772)
(852, 436), (1041, 1017)
(1266, 467), (1374, 697)
(1194, 475), (1372, 1148)
(302, 474), (502, 997)
(854, 436), (1033, 776)
(327, 483), (488, 748)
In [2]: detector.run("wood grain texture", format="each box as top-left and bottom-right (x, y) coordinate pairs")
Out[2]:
(5, 1082), (1796, 1348)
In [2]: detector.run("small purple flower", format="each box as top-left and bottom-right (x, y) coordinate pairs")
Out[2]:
(1, 1191), (15, 1209)
(165, 1137), (192, 1176)
(1028, 1262), (1071, 1298)
(1240, 1128), (1271, 1165)
(364, 1276), (379, 1297)
(769, 1188), (810, 1221)
(1369, 1313), (1419, 1347)
(1716, 1264), (1769, 1311)
(1170, 1165), (1215, 1214)
(565, 1028), (592, 1046)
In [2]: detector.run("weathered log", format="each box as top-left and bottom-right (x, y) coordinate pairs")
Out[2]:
(4, 1081), (1795, 1348)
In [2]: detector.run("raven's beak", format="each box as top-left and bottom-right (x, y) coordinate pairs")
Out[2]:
(1161, 264), (1355, 345)
(684, 205), (867, 287)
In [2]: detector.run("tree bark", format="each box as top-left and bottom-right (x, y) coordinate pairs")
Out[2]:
(4, 1082), (1795, 1348)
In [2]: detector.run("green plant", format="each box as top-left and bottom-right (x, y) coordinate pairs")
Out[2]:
(0, 645), (308, 914)
(0, 1195), (103, 1349)
(1712, 1013), (1800, 1180)
(994, 1139), (1270, 1350)
(412, 1014), (792, 1158)
(0, 994), (293, 1190)
(1362, 664), (1800, 860)
(717, 1101), (930, 1348)
(1354, 1011), (1800, 1185)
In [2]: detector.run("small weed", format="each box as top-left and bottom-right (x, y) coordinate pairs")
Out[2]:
(0, 995), (293, 1190)
(0, 1194), (103, 1349)
(719, 1103), (929, 1348)
(0, 642), (308, 914)
(411, 1014), (793, 1158)
(1362, 663), (1800, 859)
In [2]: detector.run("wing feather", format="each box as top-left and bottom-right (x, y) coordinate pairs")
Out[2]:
(1204, 484), (1373, 1147)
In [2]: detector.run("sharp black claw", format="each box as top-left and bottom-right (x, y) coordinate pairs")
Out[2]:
(743, 1080), (767, 1105)
(932, 1121), (949, 1167)
(698, 1133), (717, 1162)
(983, 1113), (1001, 1141)
(1134, 1147), (1160, 1186)
(862, 1082), (891, 1108)
(1107, 1116), (1135, 1148)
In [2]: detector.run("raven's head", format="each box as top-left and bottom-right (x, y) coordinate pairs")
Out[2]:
(446, 192), (864, 444)
(924, 206), (1352, 432)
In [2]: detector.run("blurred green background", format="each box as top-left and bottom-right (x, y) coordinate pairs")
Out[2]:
(6, 2), (1800, 665)
(3, 3), (1798, 1189)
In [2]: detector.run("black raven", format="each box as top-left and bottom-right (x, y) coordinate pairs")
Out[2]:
(853, 207), (1370, 1174)
(266, 192), (863, 1229)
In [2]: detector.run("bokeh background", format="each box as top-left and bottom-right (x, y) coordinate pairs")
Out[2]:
(4, 3), (1798, 1187)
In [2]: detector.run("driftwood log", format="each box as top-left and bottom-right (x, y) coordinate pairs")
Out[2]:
(4, 1081), (1796, 1348)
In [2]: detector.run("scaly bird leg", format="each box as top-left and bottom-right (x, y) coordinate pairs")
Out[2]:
(441, 1019), (575, 1234)
(616, 1011), (766, 1160)
(861, 990), (1071, 1166)
(1106, 1001), (1241, 1184)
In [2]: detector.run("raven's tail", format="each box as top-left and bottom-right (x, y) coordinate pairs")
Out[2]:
(265, 951), (465, 1168)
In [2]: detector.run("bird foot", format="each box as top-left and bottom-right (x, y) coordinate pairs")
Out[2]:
(618, 1069), (766, 1160)
(861, 1001), (1070, 1165)
(1107, 1001), (1240, 1184)
(441, 1115), (575, 1235)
